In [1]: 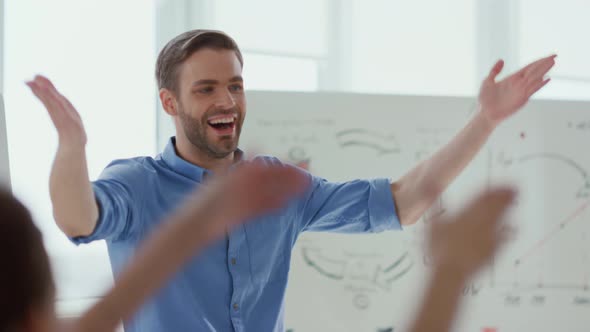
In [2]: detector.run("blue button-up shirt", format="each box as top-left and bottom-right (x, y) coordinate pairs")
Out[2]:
(72, 137), (401, 332)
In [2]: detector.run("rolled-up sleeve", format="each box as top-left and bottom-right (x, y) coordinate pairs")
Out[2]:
(70, 160), (145, 244)
(297, 174), (401, 233)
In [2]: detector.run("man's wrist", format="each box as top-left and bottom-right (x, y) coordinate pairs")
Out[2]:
(474, 107), (498, 133)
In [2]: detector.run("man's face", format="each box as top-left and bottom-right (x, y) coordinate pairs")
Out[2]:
(175, 48), (246, 159)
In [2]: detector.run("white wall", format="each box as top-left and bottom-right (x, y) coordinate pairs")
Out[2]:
(4, 0), (156, 317)
(519, 0), (590, 99)
(0, 94), (9, 189)
(0, 1), (8, 188)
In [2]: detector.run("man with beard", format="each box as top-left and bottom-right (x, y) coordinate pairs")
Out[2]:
(28, 30), (555, 332)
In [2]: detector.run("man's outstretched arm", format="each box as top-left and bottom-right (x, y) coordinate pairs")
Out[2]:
(391, 55), (555, 225)
(27, 75), (98, 237)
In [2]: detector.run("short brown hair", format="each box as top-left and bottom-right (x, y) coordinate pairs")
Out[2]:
(156, 29), (244, 95)
(0, 189), (54, 330)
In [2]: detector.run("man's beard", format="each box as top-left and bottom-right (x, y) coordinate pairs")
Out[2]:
(178, 104), (242, 159)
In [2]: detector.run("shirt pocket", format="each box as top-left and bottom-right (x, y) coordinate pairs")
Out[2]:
(244, 215), (293, 283)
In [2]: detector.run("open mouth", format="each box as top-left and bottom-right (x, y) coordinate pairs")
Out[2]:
(207, 115), (237, 135)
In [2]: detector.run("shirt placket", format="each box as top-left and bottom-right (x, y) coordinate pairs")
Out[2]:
(227, 225), (249, 332)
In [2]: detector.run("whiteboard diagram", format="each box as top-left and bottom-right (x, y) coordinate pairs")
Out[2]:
(242, 91), (590, 332)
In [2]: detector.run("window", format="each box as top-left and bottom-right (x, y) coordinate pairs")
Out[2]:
(519, 0), (590, 100)
(346, 0), (477, 96)
(196, 0), (328, 92)
(184, 0), (478, 96)
(242, 53), (319, 91)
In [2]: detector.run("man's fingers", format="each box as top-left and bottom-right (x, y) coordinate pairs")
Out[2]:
(27, 84), (80, 137)
(516, 55), (554, 77)
(487, 59), (504, 82)
(32, 75), (68, 109)
(34, 74), (58, 91)
(526, 78), (551, 97)
(27, 80), (64, 121)
(525, 58), (555, 85)
(39, 77), (76, 114)
(517, 54), (557, 81)
(29, 75), (84, 124)
(29, 76), (63, 108)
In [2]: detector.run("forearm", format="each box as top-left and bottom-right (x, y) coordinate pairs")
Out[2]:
(392, 111), (494, 225)
(49, 144), (98, 237)
(407, 267), (467, 332)
(73, 195), (224, 332)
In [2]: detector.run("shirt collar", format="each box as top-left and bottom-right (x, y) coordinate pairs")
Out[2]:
(161, 137), (244, 182)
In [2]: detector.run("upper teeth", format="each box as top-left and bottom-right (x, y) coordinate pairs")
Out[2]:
(209, 117), (234, 124)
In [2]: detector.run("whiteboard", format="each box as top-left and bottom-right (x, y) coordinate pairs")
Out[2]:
(240, 91), (590, 332)
(0, 94), (10, 189)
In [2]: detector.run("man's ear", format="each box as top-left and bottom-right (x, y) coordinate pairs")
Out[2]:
(160, 88), (178, 116)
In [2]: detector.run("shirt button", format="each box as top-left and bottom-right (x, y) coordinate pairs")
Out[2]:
(233, 303), (239, 311)
(231, 258), (237, 265)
